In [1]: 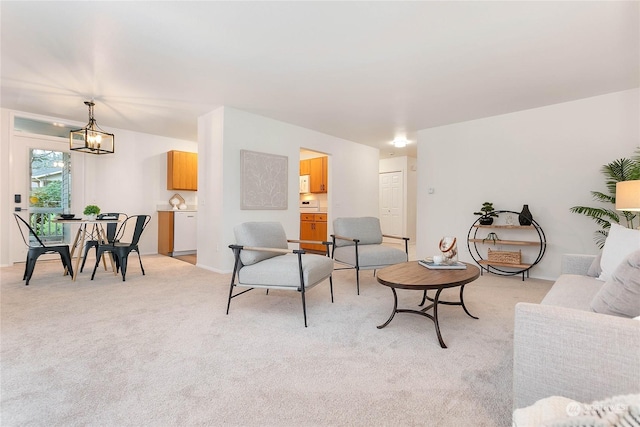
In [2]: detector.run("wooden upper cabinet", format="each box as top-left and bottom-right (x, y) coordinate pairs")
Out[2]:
(309, 156), (327, 193)
(167, 150), (198, 191)
(300, 159), (311, 176)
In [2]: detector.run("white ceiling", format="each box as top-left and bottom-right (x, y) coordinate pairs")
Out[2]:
(1, 1), (638, 158)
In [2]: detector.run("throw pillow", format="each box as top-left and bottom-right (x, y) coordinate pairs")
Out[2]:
(599, 223), (640, 282)
(590, 249), (640, 317)
(587, 253), (602, 277)
(513, 394), (640, 427)
(542, 394), (640, 427)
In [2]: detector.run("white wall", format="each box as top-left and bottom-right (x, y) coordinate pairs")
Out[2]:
(81, 127), (198, 257)
(0, 108), (197, 266)
(417, 89), (639, 280)
(198, 107), (381, 273)
(379, 156), (418, 241)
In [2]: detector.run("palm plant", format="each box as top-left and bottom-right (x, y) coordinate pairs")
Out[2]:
(570, 149), (640, 248)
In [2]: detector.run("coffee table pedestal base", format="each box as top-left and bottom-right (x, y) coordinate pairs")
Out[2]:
(377, 284), (477, 349)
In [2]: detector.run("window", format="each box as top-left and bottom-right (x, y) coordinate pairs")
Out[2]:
(29, 149), (71, 242)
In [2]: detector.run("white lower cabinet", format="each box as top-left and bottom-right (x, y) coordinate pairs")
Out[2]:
(173, 211), (197, 253)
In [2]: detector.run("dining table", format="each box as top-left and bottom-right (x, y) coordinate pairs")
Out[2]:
(53, 217), (121, 281)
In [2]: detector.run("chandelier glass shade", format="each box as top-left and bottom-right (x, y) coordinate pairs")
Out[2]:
(69, 101), (114, 154)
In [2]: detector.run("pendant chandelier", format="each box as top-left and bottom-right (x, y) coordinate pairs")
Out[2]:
(69, 101), (114, 154)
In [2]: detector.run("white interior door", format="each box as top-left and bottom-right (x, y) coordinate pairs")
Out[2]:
(379, 171), (403, 236)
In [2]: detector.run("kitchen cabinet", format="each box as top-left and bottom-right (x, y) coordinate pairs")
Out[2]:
(167, 150), (198, 191)
(300, 213), (327, 252)
(158, 211), (197, 255)
(309, 156), (327, 193)
(299, 159), (310, 176)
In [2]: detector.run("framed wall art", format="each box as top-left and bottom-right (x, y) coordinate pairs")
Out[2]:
(240, 149), (288, 210)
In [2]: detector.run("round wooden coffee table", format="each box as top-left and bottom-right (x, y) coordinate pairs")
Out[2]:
(376, 261), (481, 348)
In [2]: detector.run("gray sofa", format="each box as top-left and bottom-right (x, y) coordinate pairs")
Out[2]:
(513, 253), (640, 410)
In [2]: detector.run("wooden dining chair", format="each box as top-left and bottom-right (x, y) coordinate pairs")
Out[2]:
(13, 213), (74, 285)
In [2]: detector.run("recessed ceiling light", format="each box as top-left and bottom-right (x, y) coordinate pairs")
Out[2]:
(392, 138), (409, 148)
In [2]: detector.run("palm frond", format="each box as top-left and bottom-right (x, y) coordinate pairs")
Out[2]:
(630, 147), (640, 179)
(569, 206), (620, 223)
(594, 229), (608, 249)
(590, 191), (615, 204)
(602, 158), (636, 195)
(571, 150), (640, 249)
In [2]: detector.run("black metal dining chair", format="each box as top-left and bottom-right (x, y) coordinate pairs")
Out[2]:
(79, 212), (128, 272)
(90, 215), (151, 282)
(13, 213), (74, 285)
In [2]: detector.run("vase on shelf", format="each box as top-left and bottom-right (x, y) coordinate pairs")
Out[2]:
(519, 204), (533, 226)
(479, 216), (494, 226)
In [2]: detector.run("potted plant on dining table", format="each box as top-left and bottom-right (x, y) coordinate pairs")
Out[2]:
(83, 205), (101, 220)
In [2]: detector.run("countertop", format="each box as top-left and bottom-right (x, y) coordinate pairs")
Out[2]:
(157, 204), (197, 212)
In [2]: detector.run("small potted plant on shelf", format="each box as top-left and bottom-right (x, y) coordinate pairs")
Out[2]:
(83, 204), (101, 220)
(474, 202), (499, 225)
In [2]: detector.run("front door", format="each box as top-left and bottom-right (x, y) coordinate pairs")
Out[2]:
(10, 113), (83, 264)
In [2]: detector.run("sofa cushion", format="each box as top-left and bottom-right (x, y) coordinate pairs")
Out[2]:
(234, 222), (288, 266)
(590, 249), (640, 318)
(333, 217), (383, 247)
(599, 223), (640, 282)
(541, 274), (604, 311)
(333, 244), (407, 270)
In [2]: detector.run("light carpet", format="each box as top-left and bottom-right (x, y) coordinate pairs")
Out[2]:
(1, 255), (552, 426)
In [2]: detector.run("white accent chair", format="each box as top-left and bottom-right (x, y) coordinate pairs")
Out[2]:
(331, 217), (409, 294)
(227, 222), (334, 327)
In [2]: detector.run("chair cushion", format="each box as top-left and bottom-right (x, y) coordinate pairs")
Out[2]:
(333, 244), (407, 270)
(234, 222), (288, 266)
(237, 253), (333, 288)
(333, 217), (383, 247)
